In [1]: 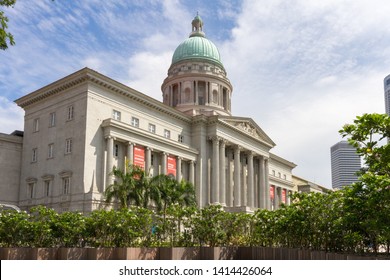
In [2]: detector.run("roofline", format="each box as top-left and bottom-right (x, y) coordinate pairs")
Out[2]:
(270, 152), (297, 168)
(292, 174), (331, 191)
(14, 67), (193, 123)
(219, 115), (277, 147)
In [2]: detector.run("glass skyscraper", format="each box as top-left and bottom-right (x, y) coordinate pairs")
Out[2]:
(330, 141), (361, 189)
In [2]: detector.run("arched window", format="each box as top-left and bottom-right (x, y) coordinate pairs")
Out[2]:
(185, 88), (191, 102)
(212, 90), (218, 104)
(223, 89), (229, 110)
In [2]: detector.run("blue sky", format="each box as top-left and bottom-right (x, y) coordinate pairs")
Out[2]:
(1, 0), (390, 188)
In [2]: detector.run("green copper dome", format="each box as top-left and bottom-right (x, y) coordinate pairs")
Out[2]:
(171, 15), (224, 69)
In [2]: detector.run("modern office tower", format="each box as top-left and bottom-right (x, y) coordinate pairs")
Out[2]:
(330, 141), (361, 189)
(384, 74), (390, 116)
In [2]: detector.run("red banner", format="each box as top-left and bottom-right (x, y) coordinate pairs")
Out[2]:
(282, 189), (286, 203)
(270, 185), (275, 200)
(167, 155), (177, 177)
(133, 146), (145, 169)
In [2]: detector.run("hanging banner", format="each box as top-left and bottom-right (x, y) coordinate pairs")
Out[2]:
(270, 185), (275, 200)
(167, 155), (177, 177)
(282, 189), (286, 203)
(133, 146), (145, 169)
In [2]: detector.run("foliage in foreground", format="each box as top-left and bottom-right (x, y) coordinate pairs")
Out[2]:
(1, 114), (389, 253)
(0, 192), (389, 253)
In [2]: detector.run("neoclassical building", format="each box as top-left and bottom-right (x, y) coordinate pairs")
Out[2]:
(1, 15), (311, 213)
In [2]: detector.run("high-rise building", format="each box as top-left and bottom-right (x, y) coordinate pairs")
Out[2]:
(330, 141), (361, 189)
(384, 74), (390, 116)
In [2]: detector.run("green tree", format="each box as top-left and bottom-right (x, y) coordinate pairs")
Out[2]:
(0, 0), (16, 50)
(104, 164), (145, 209)
(340, 113), (390, 254)
(152, 175), (196, 218)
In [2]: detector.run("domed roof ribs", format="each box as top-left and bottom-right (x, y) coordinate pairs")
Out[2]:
(162, 15), (233, 117)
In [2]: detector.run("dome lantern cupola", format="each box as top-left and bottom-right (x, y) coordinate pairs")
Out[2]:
(162, 15), (233, 117)
(190, 13), (205, 37)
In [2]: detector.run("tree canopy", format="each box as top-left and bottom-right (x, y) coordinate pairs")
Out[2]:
(0, 0), (16, 50)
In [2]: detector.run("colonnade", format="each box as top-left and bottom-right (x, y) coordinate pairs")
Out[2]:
(210, 136), (270, 210)
(105, 135), (292, 211)
(166, 80), (231, 111)
(271, 186), (292, 210)
(104, 136), (195, 190)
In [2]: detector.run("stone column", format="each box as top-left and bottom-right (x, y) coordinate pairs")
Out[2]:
(227, 149), (233, 207)
(211, 137), (220, 204)
(161, 152), (167, 175)
(177, 157), (182, 182)
(178, 82), (182, 105)
(275, 187), (280, 210)
(169, 85), (172, 106)
(241, 155), (247, 207)
(145, 147), (152, 174)
(264, 158), (270, 210)
(127, 142), (133, 165)
(286, 190), (291, 206)
(106, 136), (114, 188)
(189, 160), (195, 185)
(247, 152), (254, 208)
(195, 81), (199, 105)
(259, 156), (266, 209)
(205, 81), (209, 105)
(234, 145), (241, 207)
(219, 139), (226, 206)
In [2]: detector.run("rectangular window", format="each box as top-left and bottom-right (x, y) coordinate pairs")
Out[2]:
(33, 118), (39, 132)
(49, 112), (56, 127)
(164, 129), (171, 139)
(28, 183), (35, 199)
(67, 105), (74, 121)
(62, 177), (70, 194)
(48, 143), (54, 159)
(178, 134), (184, 143)
(112, 110), (121, 121)
(44, 180), (50, 197)
(131, 117), (139, 127)
(65, 138), (72, 154)
(149, 123), (156, 133)
(114, 144), (119, 157)
(32, 148), (38, 162)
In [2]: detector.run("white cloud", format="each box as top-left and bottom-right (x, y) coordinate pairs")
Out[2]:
(126, 51), (172, 100)
(3, 0), (390, 188)
(0, 97), (24, 134)
(219, 0), (390, 186)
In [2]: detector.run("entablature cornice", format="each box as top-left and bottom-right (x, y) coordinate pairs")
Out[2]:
(269, 175), (295, 188)
(101, 118), (198, 160)
(162, 73), (232, 90)
(269, 153), (297, 168)
(15, 68), (193, 124)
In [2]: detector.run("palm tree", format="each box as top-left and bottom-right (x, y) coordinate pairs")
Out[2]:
(104, 164), (145, 209)
(152, 175), (196, 218)
(105, 165), (196, 212)
(134, 169), (162, 209)
(172, 179), (196, 208)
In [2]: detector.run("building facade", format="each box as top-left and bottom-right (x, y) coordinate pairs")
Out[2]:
(0, 15), (322, 213)
(330, 140), (361, 189)
(0, 131), (23, 206)
(384, 74), (390, 117)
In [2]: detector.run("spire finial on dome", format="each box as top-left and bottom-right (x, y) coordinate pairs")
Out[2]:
(190, 13), (205, 38)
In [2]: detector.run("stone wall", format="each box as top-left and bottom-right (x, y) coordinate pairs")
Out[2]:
(0, 247), (386, 260)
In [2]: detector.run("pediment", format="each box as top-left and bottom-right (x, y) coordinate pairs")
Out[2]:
(219, 117), (276, 147)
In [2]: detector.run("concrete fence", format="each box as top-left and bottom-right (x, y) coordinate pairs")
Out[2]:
(0, 247), (386, 260)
